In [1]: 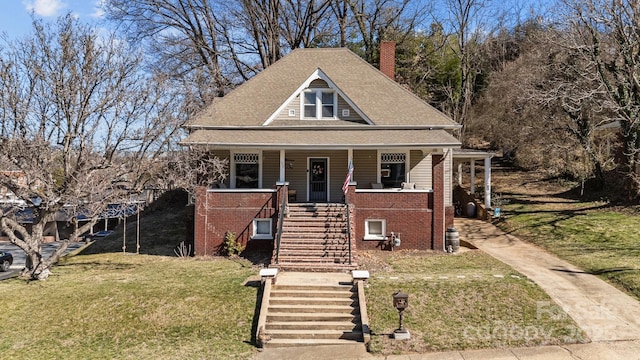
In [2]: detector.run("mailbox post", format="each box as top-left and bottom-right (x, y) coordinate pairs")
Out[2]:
(392, 290), (410, 340)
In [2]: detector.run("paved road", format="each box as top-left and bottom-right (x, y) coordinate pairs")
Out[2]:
(455, 218), (640, 342)
(0, 241), (86, 279)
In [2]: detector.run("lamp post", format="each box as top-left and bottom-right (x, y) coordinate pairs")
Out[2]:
(392, 290), (410, 340)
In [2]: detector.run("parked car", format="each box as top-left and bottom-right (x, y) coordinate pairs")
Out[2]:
(1, 251), (13, 272)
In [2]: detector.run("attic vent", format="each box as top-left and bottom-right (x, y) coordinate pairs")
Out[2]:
(342, 109), (350, 117)
(234, 153), (259, 164)
(381, 153), (405, 164)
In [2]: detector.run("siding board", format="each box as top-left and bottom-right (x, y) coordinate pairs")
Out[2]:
(263, 150), (280, 187)
(409, 150), (432, 190)
(353, 150), (378, 188)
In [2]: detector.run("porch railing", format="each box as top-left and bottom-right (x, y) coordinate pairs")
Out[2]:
(273, 186), (287, 265)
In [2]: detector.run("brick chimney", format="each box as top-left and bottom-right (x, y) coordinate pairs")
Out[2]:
(379, 41), (396, 80)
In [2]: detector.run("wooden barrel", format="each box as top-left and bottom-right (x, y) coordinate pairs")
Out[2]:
(445, 227), (460, 253)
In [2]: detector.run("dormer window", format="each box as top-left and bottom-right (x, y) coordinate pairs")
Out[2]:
(302, 89), (336, 119)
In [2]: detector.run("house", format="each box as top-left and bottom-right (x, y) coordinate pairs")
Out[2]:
(182, 42), (492, 269)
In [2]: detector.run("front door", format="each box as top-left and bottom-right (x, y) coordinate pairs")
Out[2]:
(309, 158), (328, 202)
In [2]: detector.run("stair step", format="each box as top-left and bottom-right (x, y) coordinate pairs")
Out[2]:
(278, 256), (349, 264)
(268, 304), (357, 314)
(269, 297), (356, 306)
(277, 250), (349, 256)
(265, 338), (362, 348)
(282, 226), (347, 232)
(267, 312), (359, 322)
(272, 285), (354, 292)
(265, 329), (363, 340)
(280, 233), (346, 238)
(280, 242), (349, 250)
(266, 321), (361, 331)
(273, 264), (358, 272)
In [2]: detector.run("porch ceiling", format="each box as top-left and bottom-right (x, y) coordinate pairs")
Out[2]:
(181, 128), (461, 149)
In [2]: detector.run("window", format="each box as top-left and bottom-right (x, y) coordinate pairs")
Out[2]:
(302, 90), (336, 119)
(365, 219), (386, 240)
(380, 153), (406, 188)
(252, 218), (273, 239)
(234, 153), (259, 188)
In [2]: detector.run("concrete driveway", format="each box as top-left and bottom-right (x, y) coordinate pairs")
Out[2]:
(455, 218), (640, 342)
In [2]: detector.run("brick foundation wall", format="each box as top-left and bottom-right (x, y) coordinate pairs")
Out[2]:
(432, 155), (445, 251)
(193, 187), (277, 256)
(351, 189), (433, 251)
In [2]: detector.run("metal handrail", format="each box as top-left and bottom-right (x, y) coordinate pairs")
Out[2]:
(274, 186), (287, 264)
(346, 202), (352, 265)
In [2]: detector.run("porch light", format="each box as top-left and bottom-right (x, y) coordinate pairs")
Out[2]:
(392, 290), (410, 340)
(285, 158), (294, 169)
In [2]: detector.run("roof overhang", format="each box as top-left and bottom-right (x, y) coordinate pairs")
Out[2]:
(452, 149), (495, 160)
(180, 128), (462, 149)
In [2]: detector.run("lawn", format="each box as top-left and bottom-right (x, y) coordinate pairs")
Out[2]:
(0, 184), (594, 358)
(493, 170), (640, 301)
(360, 250), (584, 355)
(0, 254), (259, 360)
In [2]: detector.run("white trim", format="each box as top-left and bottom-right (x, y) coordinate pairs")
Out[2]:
(364, 219), (386, 240)
(252, 218), (273, 240)
(279, 149), (286, 182)
(230, 150), (263, 188)
(262, 69), (374, 125)
(306, 157), (330, 202)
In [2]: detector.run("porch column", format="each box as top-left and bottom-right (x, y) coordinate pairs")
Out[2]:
(457, 163), (462, 186)
(347, 148), (353, 178)
(470, 161), (475, 194)
(279, 149), (285, 182)
(484, 157), (491, 208)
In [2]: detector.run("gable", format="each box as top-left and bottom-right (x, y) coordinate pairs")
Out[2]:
(263, 69), (372, 126)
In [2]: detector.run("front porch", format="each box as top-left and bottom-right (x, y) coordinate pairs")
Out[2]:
(210, 148), (451, 202)
(192, 147), (452, 261)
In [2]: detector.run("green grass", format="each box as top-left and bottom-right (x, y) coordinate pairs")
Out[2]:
(362, 251), (584, 354)
(502, 201), (640, 300)
(0, 254), (258, 359)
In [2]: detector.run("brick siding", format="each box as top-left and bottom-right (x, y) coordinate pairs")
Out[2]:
(193, 186), (277, 256)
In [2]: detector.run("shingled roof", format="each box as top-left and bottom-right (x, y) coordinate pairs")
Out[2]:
(185, 48), (460, 128)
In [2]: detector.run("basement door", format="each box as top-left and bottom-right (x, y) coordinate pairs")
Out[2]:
(308, 158), (328, 202)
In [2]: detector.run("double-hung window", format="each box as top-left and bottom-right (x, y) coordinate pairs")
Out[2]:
(380, 153), (406, 188)
(303, 90), (336, 119)
(234, 153), (259, 188)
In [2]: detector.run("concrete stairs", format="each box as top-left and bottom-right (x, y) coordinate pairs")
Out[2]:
(262, 281), (364, 347)
(272, 203), (357, 272)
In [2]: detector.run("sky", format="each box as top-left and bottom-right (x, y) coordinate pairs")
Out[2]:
(0, 0), (105, 39)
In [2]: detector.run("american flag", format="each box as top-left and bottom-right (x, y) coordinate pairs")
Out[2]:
(342, 160), (354, 195)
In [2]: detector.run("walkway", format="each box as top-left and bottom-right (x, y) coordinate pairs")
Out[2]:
(254, 341), (640, 359)
(455, 218), (640, 342)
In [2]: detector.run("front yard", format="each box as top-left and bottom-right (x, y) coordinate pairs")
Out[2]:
(360, 250), (583, 355)
(0, 254), (258, 359)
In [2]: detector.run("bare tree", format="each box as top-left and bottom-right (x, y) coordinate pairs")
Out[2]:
(106, 0), (255, 106)
(551, 0), (640, 197)
(346, 0), (422, 63)
(0, 15), (181, 280)
(440, 0), (497, 139)
(156, 147), (228, 199)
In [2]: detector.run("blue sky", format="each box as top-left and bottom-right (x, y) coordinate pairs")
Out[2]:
(0, 0), (105, 39)
(0, 0), (552, 41)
